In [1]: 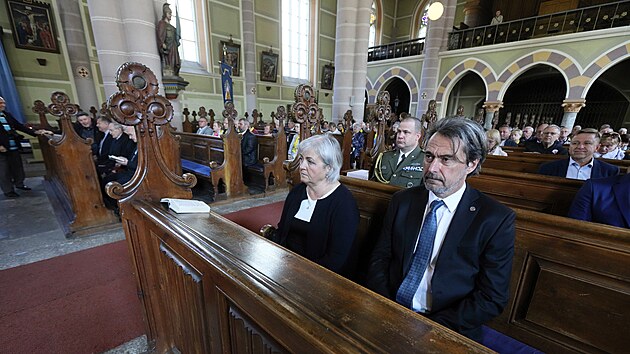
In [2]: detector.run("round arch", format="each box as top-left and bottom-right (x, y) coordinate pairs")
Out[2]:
(369, 66), (418, 104)
(581, 41), (630, 98)
(496, 50), (579, 102)
(435, 58), (496, 103)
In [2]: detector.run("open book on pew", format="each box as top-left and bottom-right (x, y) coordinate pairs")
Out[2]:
(160, 198), (210, 214)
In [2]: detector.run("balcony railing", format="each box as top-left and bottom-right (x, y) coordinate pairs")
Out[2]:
(367, 37), (425, 62)
(448, 0), (630, 50)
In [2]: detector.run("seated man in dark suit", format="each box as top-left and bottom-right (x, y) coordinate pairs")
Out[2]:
(367, 117), (515, 342)
(538, 128), (619, 180)
(94, 116), (113, 175)
(73, 111), (103, 154)
(102, 125), (139, 211)
(524, 124), (567, 155)
(568, 173), (630, 228)
(237, 118), (259, 185)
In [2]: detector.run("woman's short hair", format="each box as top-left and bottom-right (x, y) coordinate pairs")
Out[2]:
(486, 129), (501, 145)
(424, 117), (487, 176)
(298, 134), (342, 182)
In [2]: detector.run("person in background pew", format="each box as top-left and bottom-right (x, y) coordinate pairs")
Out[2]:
(350, 122), (365, 168)
(371, 116), (424, 188)
(94, 116), (114, 176)
(486, 129), (508, 156)
(237, 118), (259, 186)
(107, 122), (136, 165)
(620, 133), (629, 152)
(196, 116), (213, 135)
(559, 126), (571, 145)
(619, 127), (628, 135)
(287, 120), (299, 160)
(497, 125), (511, 146)
(273, 134), (359, 277)
(367, 117), (515, 342)
(211, 121), (221, 137)
(102, 125), (139, 212)
(222, 117), (229, 135)
(524, 124), (567, 155)
(518, 126), (534, 147)
(533, 123), (548, 143)
(504, 128), (522, 147)
(599, 124), (613, 134)
(337, 122), (345, 134)
(328, 122), (341, 135)
(73, 111), (103, 155)
(538, 128), (619, 180)
(594, 132), (625, 160)
(568, 173), (630, 228)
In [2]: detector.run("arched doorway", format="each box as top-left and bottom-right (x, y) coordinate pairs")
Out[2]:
(381, 77), (411, 116)
(501, 65), (566, 128)
(445, 72), (486, 118)
(579, 59), (630, 129)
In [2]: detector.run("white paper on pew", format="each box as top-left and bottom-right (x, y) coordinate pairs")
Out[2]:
(160, 198), (210, 214)
(346, 169), (369, 180)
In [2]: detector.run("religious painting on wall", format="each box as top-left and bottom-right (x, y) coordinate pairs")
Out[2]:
(220, 40), (241, 76)
(260, 50), (278, 83)
(321, 64), (335, 90)
(6, 0), (60, 53)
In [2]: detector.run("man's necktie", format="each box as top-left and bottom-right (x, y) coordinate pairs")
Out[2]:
(397, 153), (406, 168)
(396, 199), (445, 309)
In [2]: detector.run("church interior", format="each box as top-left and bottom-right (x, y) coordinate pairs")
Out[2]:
(1, 0), (629, 352)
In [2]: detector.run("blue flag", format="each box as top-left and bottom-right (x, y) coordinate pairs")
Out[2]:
(220, 62), (233, 104)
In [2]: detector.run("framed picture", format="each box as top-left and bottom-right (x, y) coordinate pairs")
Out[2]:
(260, 50), (278, 82)
(6, 0), (60, 53)
(321, 64), (335, 90)
(220, 40), (241, 76)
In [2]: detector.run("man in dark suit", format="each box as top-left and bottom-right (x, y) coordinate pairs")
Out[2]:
(524, 124), (567, 155)
(568, 173), (630, 228)
(538, 128), (619, 180)
(237, 118), (258, 185)
(73, 111), (103, 155)
(367, 117), (515, 342)
(94, 116), (114, 175)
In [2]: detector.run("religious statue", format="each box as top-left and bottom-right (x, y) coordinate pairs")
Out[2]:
(474, 108), (485, 126)
(453, 105), (466, 119)
(157, 3), (181, 77)
(423, 99), (437, 128)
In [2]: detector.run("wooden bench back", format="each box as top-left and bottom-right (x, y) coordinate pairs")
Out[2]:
(484, 155), (629, 174)
(176, 132), (225, 165)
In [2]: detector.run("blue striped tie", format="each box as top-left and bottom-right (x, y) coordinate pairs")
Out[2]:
(396, 199), (445, 309)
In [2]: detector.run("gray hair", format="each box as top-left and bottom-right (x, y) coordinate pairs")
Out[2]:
(298, 134), (342, 182)
(424, 117), (487, 176)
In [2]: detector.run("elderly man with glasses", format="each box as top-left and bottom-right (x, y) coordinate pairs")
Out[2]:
(524, 124), (568, 155)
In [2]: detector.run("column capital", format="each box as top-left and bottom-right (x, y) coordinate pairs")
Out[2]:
(482, 101), (503, 113)
(561, 99), (586, 113)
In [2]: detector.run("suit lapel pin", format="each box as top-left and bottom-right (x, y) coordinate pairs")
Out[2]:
(470, 206), (476, 212)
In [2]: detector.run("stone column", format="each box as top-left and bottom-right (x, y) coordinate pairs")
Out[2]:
(417, 0), (456, 118)
(58, 0), (99, 109)
(463, 0), (483, 28)
(483, 101), (503, 130)
(330, 0), (371, 122)
(120, 0), (162, 79)
(242, 0), (257, 115)
(561, 99), (586, 130)
(87, 0), (128, 97)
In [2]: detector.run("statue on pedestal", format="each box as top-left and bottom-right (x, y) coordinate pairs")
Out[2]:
(157, 3), (181, 77)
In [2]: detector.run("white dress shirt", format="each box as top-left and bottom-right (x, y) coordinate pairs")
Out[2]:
(411, 183), (467, 313)
(565, 157), (593, 180)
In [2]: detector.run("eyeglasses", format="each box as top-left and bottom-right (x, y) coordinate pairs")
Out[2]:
(543, 132), (558, 135)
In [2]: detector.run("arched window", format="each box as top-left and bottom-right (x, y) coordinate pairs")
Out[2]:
(282, 0), (310, 82)
(369, 1), (377, 47)
(170, 0), (199, 63)
(411, 1), (430, 39)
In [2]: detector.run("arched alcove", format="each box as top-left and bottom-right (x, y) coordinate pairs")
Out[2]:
(381, 77), (411, 116)
(579, 59), (630, 129)
(445, 72), (486, 118)
(501, 65), (566, 127)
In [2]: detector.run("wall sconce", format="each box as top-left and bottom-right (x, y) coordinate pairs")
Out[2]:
(427, 2), (444, 21)
(36, 58), (47, 66)
(265, 86), (271, 91)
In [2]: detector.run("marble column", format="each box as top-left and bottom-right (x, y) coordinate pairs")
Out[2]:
(561, 99), (586, 130)
(242, 0), (257, 117)
(58, 0), (99, 110)
(331, 0), (371, 122)
(416, 0), (456, 118)
(120, 0), (162, 78)
(483, 101), (503, 130)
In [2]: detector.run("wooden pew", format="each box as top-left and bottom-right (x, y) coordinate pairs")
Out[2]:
(250, 107), (288, 191)
(174, 121), (245, 200)
(340, 176), (630, 353)
(484, 154), (629, 174)
(108, 62), (491, 354)
(34, 93), (118, 237)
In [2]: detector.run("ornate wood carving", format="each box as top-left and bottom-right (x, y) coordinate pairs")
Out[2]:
(105, 62), (195, 206)
(32, 99), (55, 131)
(292, 84), (319, 141)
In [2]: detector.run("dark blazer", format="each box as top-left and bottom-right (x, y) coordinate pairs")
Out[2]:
(241, 130), (258, 167)
(538, 158), (619, 179)
(524, 140), (568, 155)
(568, 173), (630, 228)
(275, 183), (360, 277)
(367, 185), (515, 341)
(108, 134), (136, 159)
(0, 110), (36, 150)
